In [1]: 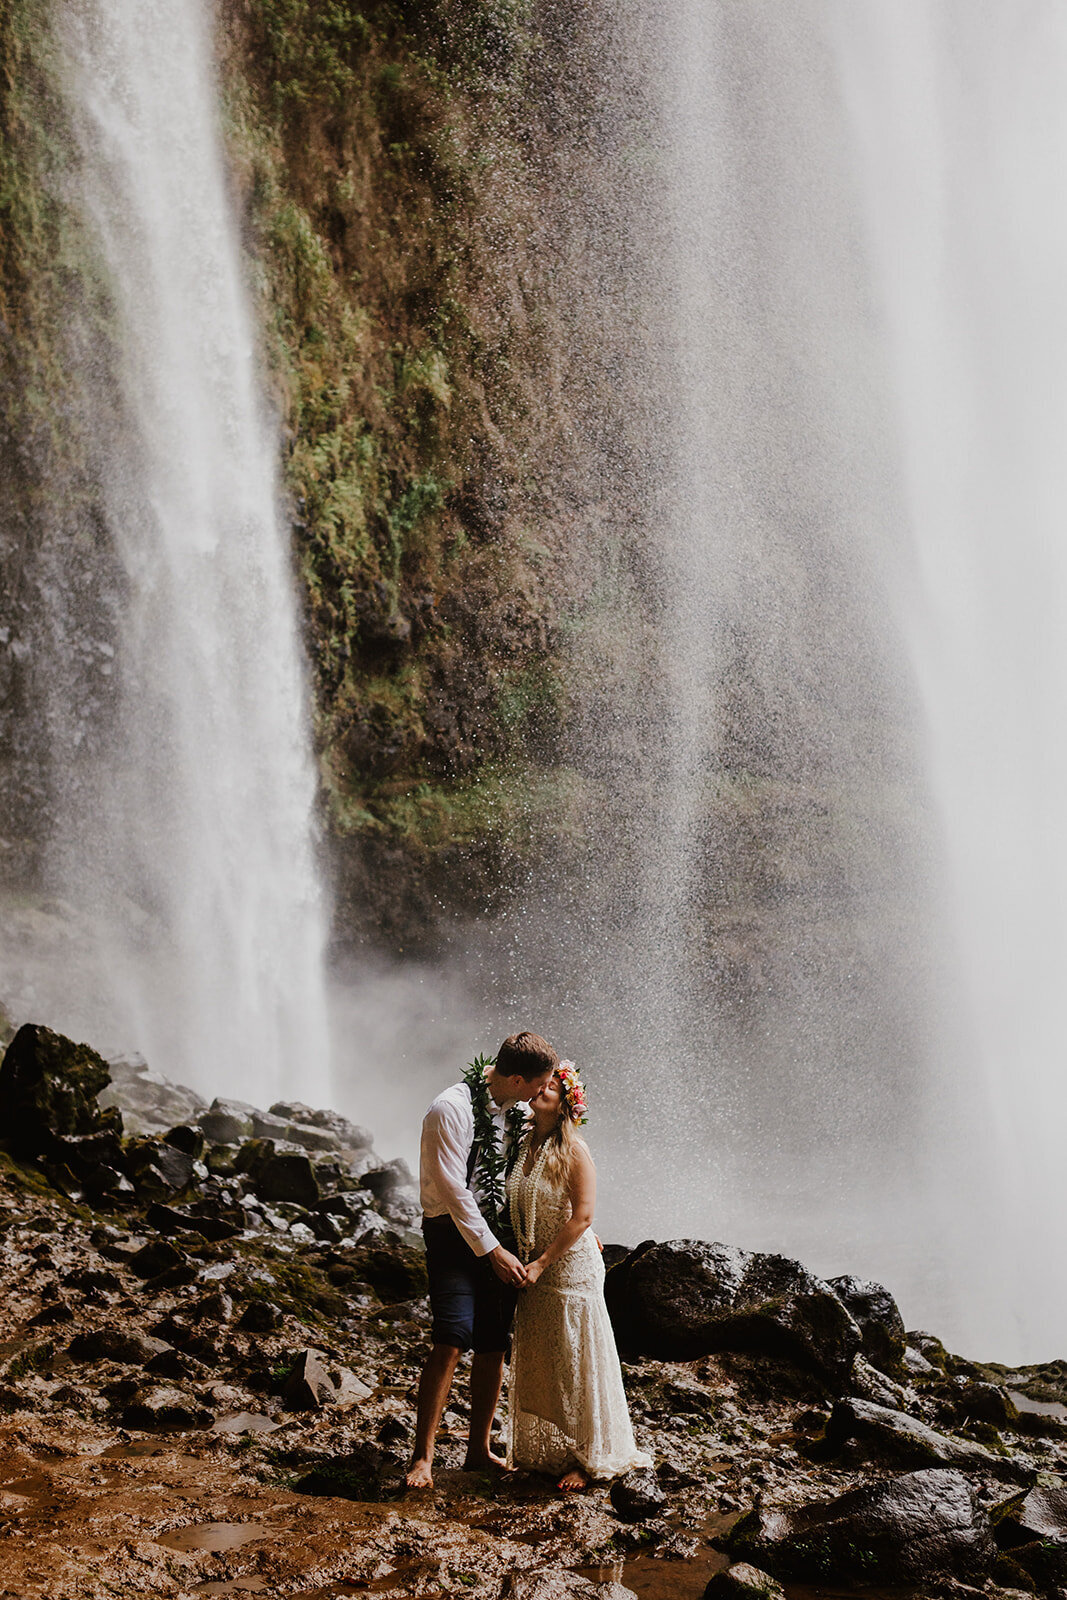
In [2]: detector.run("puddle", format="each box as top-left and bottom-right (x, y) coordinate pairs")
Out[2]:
(212, 1411), (282, 1435)
(577, 1548), (729, 1599)
(157, 1521), (266, 1553)
(193, 1583), (271, 1596)
(1010, 1388), (1067, 1420)
(102, 1441), (176, 1459)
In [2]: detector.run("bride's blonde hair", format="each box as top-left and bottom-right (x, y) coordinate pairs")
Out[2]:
(540, 1079), (589, 1187)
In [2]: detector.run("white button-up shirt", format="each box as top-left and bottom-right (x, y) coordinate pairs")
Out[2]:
(420, 1081), (523, 1257)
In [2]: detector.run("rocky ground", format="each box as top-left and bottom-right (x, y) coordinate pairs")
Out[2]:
(2, 1024), (1067, 1600)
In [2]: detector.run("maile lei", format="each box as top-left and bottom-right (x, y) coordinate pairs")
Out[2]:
(463, 1055), (527, 1236)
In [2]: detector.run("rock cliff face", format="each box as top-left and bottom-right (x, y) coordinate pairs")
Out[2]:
(0, 0), (640, 952)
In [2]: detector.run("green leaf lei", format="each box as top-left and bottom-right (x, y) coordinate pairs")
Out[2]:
(463, 1055), (528, 1237)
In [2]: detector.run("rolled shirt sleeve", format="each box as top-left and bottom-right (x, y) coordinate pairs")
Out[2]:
(420, 1092), (499, 1257)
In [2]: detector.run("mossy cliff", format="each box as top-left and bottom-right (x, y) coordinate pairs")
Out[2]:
(0, 0), (620, 949)
(218, 0), (614, 946)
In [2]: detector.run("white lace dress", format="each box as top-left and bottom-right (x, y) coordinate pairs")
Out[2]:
(505, 1154), (652, 1479)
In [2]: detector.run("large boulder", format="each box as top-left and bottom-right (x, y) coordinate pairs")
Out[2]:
(828, 1397), (1005, 1473)
(828, 1274), (906, 1373)
(606, 1240), (861, 1386)
(0, 1024), (120, 1158)
(722, 1468), (995, 1585)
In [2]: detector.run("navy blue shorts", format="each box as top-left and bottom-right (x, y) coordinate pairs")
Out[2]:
(422, 1214), (517, 1354)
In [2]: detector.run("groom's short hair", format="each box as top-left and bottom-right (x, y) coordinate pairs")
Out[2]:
(496, 1031), (558, 1080)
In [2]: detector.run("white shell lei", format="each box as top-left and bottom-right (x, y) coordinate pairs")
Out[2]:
(509, 1132), (551, 1263)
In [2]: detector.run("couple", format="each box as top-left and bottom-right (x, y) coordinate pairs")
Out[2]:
(406, 1030), (650, 1491)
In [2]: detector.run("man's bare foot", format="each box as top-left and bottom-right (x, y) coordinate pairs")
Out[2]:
(405, 1458), (434, 1489)
(558, 1468), (589, 1492)
(462, 1447), (511, 1471)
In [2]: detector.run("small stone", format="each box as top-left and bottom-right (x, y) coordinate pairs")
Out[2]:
(282, 1347), (338, 1409)
(121, 1385), (213, 1430)
(237, 1298), (282, 1333)
(28, 1302), (74, 1328)
(192, 1290), (233, 1323)
(164, 1125), (204, 1158)
(68, 1328), (172, 1365)
(703, 1564), (786, 1599)
(129, 1238), (188, 1279)
(610, 1468), (667, 1521)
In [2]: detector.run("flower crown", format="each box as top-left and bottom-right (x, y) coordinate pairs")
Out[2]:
(556, 1060), (587, 1125)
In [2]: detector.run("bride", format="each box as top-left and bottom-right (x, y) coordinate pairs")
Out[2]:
(505, 1061), (652, 1489)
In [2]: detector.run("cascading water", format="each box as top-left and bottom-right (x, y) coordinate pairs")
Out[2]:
(830, 1), (1067, 1360)
(32, 0), (331, 1104)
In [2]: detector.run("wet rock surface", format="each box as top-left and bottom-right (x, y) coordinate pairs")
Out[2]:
(606, 1239), (862, 1385)
(0, 1023), (1066, 1598)
(724, 1467), (996, 1584)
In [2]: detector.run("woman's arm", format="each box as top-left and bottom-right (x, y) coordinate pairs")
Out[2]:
(524, 1144), (596, 1286)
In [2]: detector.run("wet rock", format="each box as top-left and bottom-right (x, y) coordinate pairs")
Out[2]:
(120, 1385), (213, 1430)
(129, 1237), (188, 1280)
(723, 1468), (995, 1584)
(946, 1380), (1019, 1429)
(502, 1570), (637, 1600)
(829, 1274), (906, 1373)
(28, 1301), (74, 1328)
(828, 1397), (1002, 1471)
(269, 1101), (374, 1151)
(145, 1201), (239, 1242)
(703, 1565), (786, 1599)
(251, 1110), (291, 1141)
(191, 1290), (233, 1323)
(293, 1441), (404, 1501)
(287, 1123), (342, 1154)
(68, 1327), (172, 1365)
(993, 1481), (1067, 1547)
(124, 1138), (195, 1202)
(101, 1053), (207, 1132)
(0, 1023), (120, 1159)
(607, 1240), (861, 1385)
(237, 1298), (283, 1333)
(360, 1158), (417, 1215)
(283, 1348), (338, 1409)
(199, 1098), (258, 1143)
(143, 1347), (202, 1380)
(909, 1330), (952, 1370)
(163, 1124), (204, 1158)
(69, 1266), (123, 1296)
(254, 1151), (319, 1207)
(610, 1468), (667, 1521)
(850, 1354), (910, 1410)
(351, 1241), (428, 1301)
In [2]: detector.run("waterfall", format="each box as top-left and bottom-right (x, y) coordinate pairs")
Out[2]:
(35, 0), (331, 1104)
(830, 1), (1067, 1360)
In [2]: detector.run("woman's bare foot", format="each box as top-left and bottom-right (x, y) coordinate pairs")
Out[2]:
(558, 1468), (589, 1492)
(462, 1447), (511, 1471)
(405, 1457), (434, 1489)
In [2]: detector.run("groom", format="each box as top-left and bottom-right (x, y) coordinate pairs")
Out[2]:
(405, 1031), (558, 1489)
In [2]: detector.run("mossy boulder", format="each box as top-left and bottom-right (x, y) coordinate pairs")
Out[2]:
(606, 1239), (861, 1388)
(0, 1023), (120, 1158)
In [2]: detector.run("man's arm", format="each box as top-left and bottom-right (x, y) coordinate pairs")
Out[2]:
(422, 1100), (526, 1285)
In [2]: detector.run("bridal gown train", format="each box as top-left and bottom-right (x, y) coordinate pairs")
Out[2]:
(505, 1158), (651, 1479)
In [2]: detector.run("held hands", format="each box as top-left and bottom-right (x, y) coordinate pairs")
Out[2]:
(523, 1259), (544, 1287)
(490, 1245), (528, 1287)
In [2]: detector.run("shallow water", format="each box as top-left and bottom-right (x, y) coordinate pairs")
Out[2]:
(156, 1521), (266, 1553)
